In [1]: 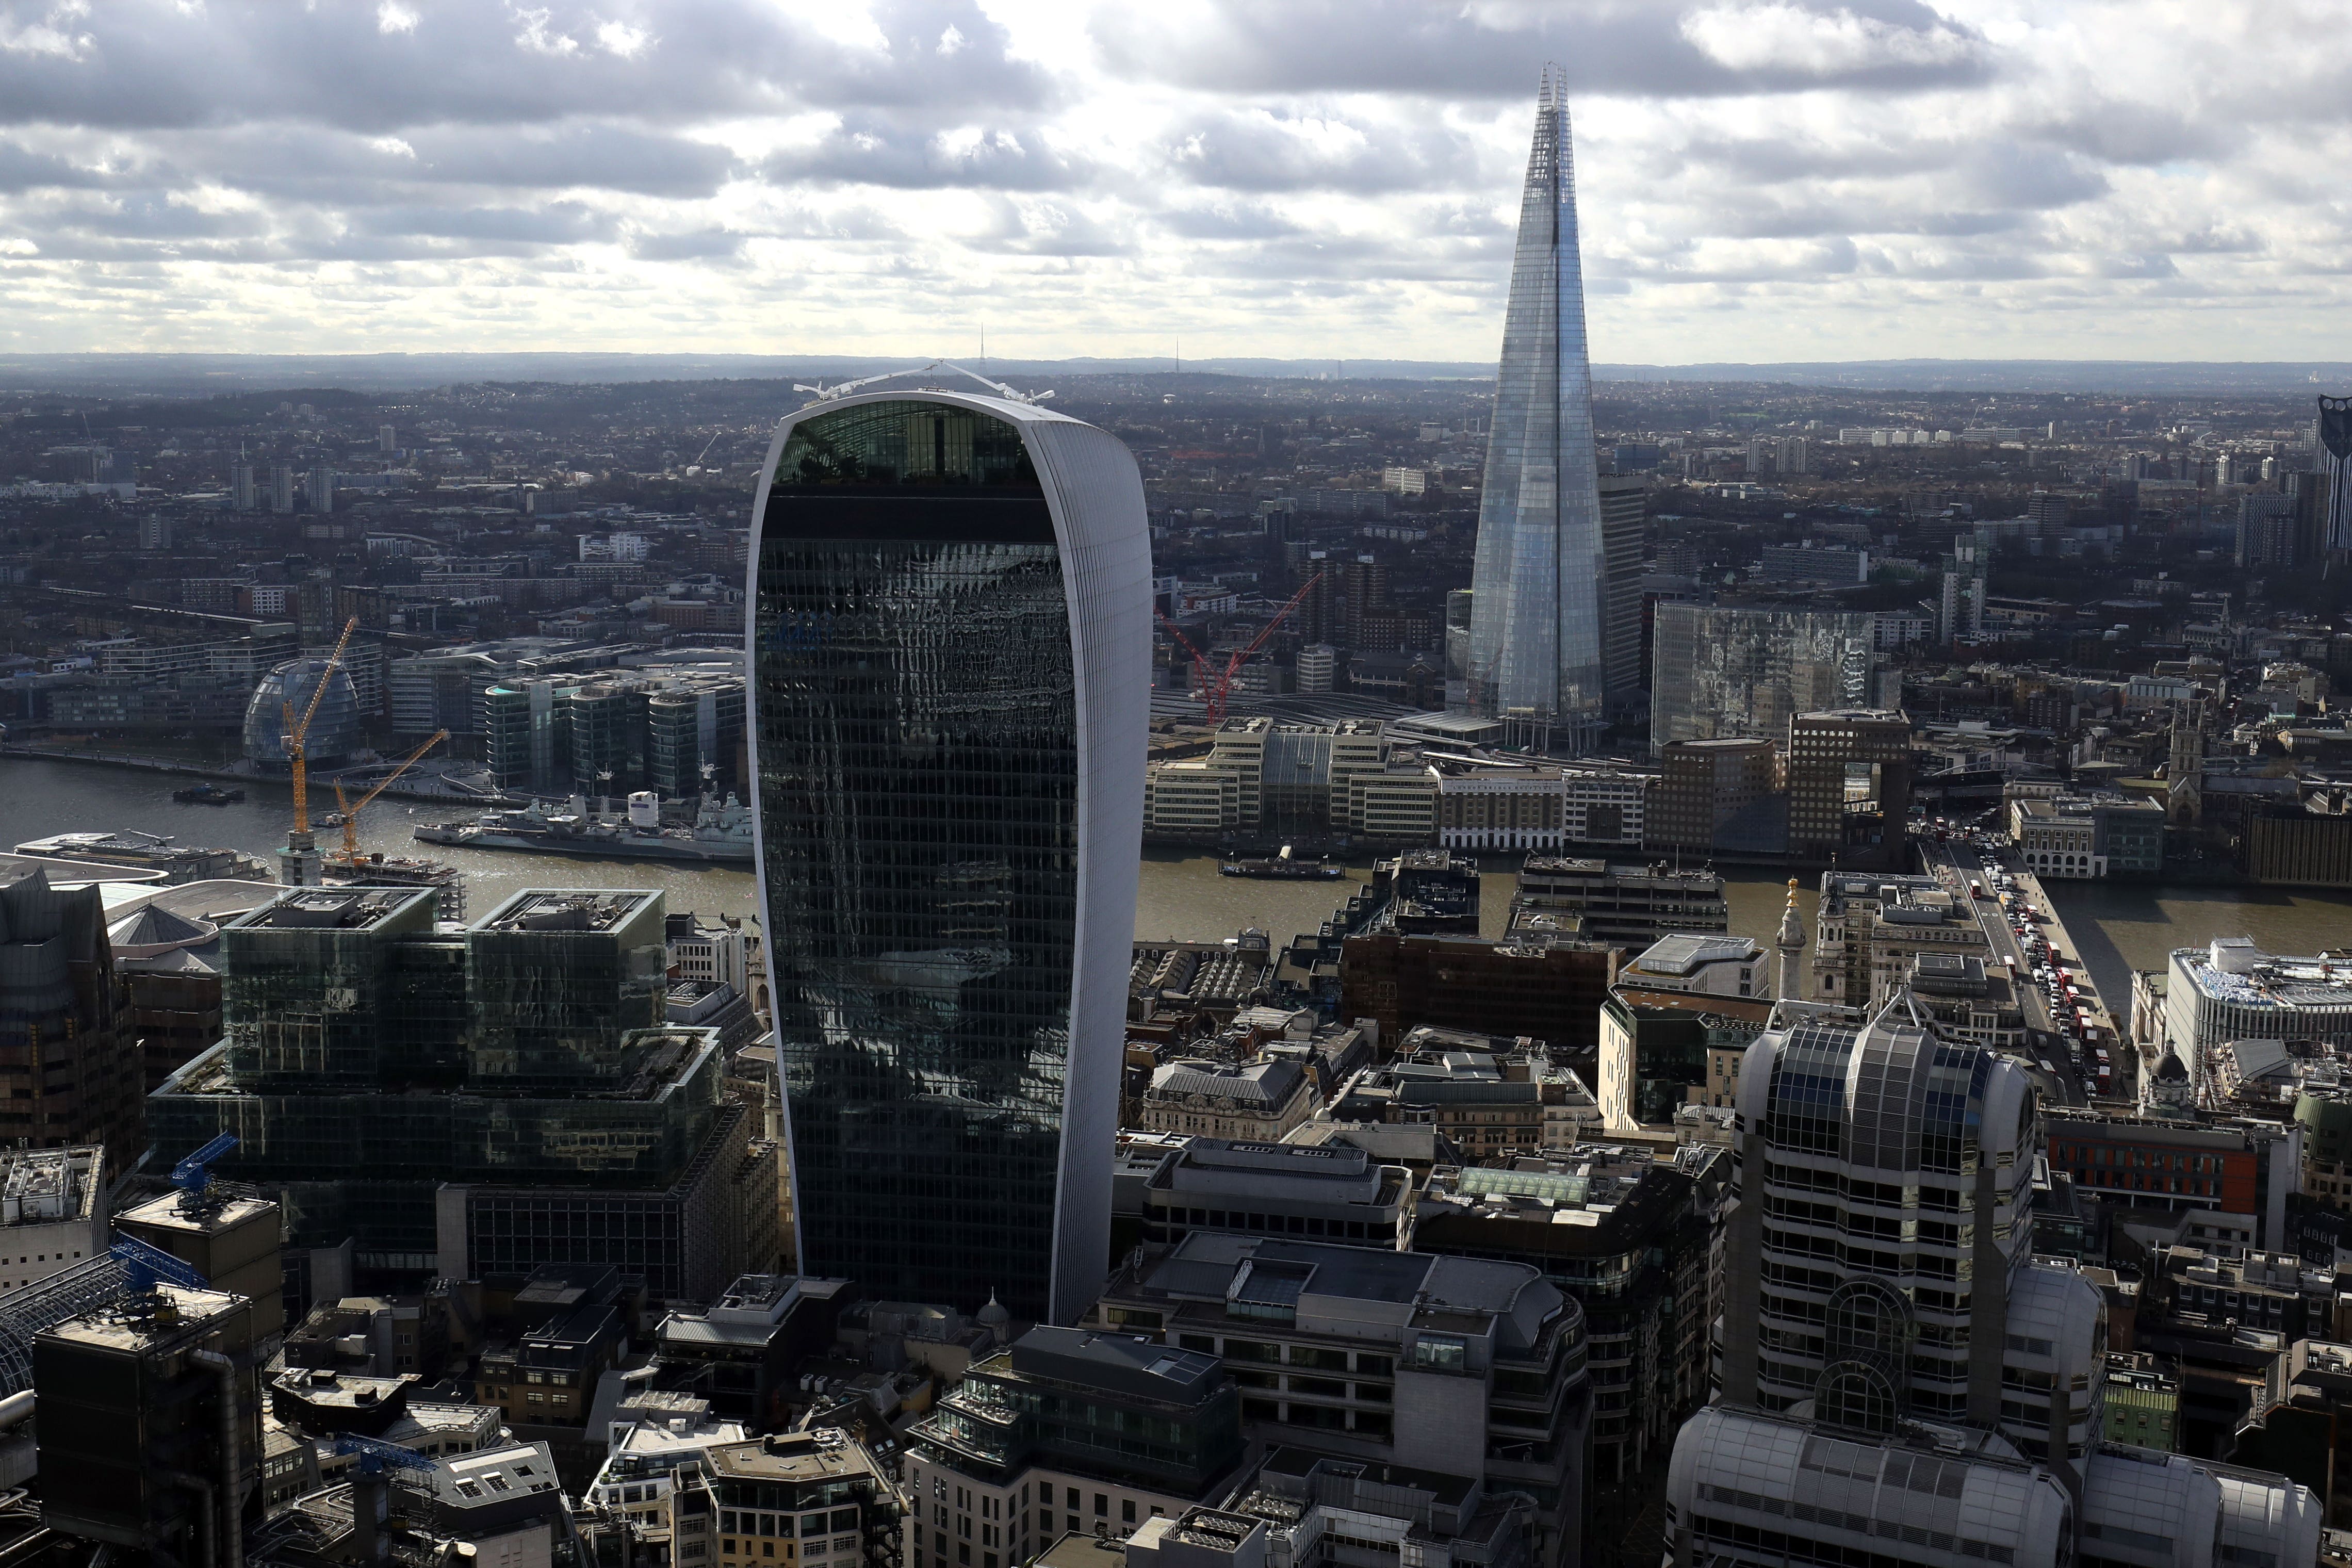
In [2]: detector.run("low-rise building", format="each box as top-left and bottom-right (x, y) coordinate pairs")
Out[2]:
(1131, 1137), (1414, 1251)
(1415, 1144), (1725, 1485)
(1617, 935), (1766, 1000)
(655, 1273), (856, 1429)
(904, 1328), (1242, 1568)
(1433, 763), (1646, 853)
(1204, 1447), (1536, 1568)
(0, 1146), (105, 1296)
(584, 1390), (747, 1538)
(674, 1429), (902, 1568)
(1513, 858), (1727, 949)
(1905, 954), (2027, 1053)
(1332, 1027), (1599, 1157)
(1811, 870), (1988, 1007)
(1086, 1235), (1593, 1568)
(1140, 1059), (1319, 1143)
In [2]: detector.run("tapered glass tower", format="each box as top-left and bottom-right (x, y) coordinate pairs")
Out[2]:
(1467, 64), (1608, 753)
(747, 388), (1150, 1325)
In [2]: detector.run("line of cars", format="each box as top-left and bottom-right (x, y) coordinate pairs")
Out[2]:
(1968, 863), (2113, 1097)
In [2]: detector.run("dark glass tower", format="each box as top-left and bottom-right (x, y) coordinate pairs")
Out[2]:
(748, 391), (1150, 1325)
(1466, 64), (1609, 753)
(2320, 395), (2352, 552)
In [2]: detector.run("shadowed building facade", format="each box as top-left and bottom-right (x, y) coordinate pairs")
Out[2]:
(748, 388), (1150, 1325)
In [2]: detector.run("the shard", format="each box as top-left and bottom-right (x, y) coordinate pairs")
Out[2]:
(1467, 64), (1607, 753)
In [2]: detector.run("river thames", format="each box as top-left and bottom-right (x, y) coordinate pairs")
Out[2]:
(9, 754), (2352, 1028)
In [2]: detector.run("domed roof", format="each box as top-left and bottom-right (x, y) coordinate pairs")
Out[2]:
(976, 1289), (1011, 1328)
(244, 658), (362, 773)
(2155, 1050), (2190, 1084)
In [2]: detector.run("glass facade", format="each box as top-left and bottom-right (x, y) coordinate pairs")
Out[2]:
(148, 886), (722, 1270)
(754, 398), (1082, 1323)
(2320, 395), (2352, 552)
(1649, 606), (1879, 754)
(243, 657), (362, 772)
(1468, 66), (1608, 750)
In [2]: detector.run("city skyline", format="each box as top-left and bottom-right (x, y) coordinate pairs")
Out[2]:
(1, 2), (2350, 363)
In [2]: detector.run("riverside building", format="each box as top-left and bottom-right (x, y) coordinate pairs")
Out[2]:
(748, 386), (1150, 1324)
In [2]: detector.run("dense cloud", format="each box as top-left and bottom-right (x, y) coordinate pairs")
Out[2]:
(0, 0), (2345, 358)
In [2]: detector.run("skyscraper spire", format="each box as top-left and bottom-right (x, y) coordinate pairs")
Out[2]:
(1465, 63), (1608, 754)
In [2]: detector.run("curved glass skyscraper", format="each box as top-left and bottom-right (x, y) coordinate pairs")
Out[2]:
(746, 390), (1150, 1324)
(1467, 64), (1608, 754)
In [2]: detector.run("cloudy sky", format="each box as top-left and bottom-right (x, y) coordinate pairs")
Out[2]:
(0, 0), (2345, 365)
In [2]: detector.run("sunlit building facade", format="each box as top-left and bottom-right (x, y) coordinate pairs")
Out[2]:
(747, 389), (1149, 1324)
(1466, 66), (1611, 753)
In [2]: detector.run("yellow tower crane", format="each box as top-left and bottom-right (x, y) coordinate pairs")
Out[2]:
(329, 729), (449, 868)
(275, 616), (357, 886)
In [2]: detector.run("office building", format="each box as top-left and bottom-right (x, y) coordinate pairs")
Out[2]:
(1192, 1450), (1534, 1568)
(1759, 544), (1870, 585)
(148, 886), (776, 1299)
(1338, 933), (1617, 1055)
(1905, 955), (2027, 1055)
(1597, 984), (1773, 1129)
(1466, 68), (1611, 753)
(1649, 606), (1877, 753)
(1664, 994), (2322, 1568)
(1598, 473), (1647, 707)
(2165, 940), (2352, 1092)
(1618, 934), (1767, 999)
(673, 1430), (902, 1568)
(2010, 794), (2167, 879)
(1129, 1136), (1413, 1251)
(1086, 1233), (1592, 1568)
(749, 389), (1150, 1325)
(2320, 395), (2352, 553)
(1433, 761), (1646, 853)
(115, 1179), (288, 1342)
(586, 1391), (749, 1533)
(1417, 1142), (1724, 1483)
(1785, 709), (1913, 870)
(0, 1147), (105, 1296)
(1513, 856), (1728, 947)
(1812, 871), (1988, 1008)
(654, 1273), (855, 1426)
(1330, 1027), (1599, 1156)
(0, 870), (142, 1174)
(35, 1281), (264, 1566)
(1647, 737), (1785, 857)
(271, 462), (295, 513)
(904, 1327), (1241, 1565)
(1139, 1059), (1318, 1144)
(243, 656), (362, 773)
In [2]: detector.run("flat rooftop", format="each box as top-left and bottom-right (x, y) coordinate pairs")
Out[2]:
(232, 886), (434, 931)
(473, 889), (659, 934)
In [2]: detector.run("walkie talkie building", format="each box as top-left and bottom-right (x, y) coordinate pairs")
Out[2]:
(1466, 65), (1610, 753)
(747, 387), (1150, 1325)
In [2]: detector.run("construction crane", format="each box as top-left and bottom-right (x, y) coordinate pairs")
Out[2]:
(276, 615), (357, 885)
(281, 615), (357, 838)
(170, 1131), (239, 1216)
(330, 729), (448, 867)
(1154, 571), (1323, 723)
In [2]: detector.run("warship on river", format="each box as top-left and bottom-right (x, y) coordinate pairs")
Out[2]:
(415, 789), (755, 866)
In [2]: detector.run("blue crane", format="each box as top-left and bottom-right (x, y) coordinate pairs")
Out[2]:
(110, 1235), (205, 1294)
(171, 1133), (239, 1199)
(333, 1433), (437, 1477)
